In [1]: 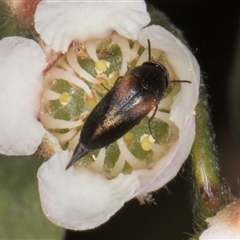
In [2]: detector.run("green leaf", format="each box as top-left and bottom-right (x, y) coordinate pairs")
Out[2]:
(0, 154), (62, 239)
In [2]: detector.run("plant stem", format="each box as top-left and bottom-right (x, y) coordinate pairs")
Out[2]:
(190, 84), (229, 230)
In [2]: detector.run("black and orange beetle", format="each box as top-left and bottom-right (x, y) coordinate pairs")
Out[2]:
(65, 40), (185, 170)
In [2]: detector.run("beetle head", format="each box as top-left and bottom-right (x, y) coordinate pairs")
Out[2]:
(130, 61), (170, 101)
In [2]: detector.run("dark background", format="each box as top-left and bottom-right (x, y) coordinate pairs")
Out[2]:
(66, 1), (240, 239)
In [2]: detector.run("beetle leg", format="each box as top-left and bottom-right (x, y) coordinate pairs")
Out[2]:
(158, 108), (170, 114)
(101, 83), (109, 91)
(148, 104), (158, 138)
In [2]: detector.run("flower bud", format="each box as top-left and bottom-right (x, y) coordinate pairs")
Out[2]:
(200, 199), (240, 239)
(4, 0), (41, 26)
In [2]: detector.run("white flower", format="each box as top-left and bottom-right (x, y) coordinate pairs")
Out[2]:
(0, 36), (46, 155)
(200, 200), (240, 239)
(35, 0), (150, 53)
(0, 0), (200, 231)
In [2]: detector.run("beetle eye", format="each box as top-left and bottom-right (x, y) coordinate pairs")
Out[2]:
(165, 72), (169, 87)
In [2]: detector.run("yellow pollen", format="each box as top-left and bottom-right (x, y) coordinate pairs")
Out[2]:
(95, 60), (108, 72)
(85, 93), (98, 109)
(140, 135), (154, 151)
(123, 132), (133, 148)
(95, 77), (110, 95)
(59, 92), (70, 104)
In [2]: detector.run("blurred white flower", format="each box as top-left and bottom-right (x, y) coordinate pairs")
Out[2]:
(200, 199), (240, 239)
(0, 0), (200, 230)
(0, 36), (46, 155)
(3, 0), (41, 25)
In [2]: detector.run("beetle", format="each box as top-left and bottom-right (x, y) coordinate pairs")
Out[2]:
(65, 40), (187, 170)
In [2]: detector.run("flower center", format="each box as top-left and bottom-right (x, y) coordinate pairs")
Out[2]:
(40, 33), (179, 177)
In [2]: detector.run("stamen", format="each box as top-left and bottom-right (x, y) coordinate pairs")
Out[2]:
(41, 88), (60, 101)
(46, 67), (92, 96)
(85, 39), (99, 61)
(40, 113), (83, 129)
(140, 134), (155, 151)
(89, 148), (106, 172)
(117, 138), (147, 169)
(57, 57), (75, 73)
(110, 154), (125, 177)
(51, 128), (77, 145)
(151, 143), (168, 159)
(68, 132), (80, 151)
(85, 91), (98, 109)
(136, 48), (148, 65)
(130, 41), (140, 62)
(66, 51), (97, 84)
(112, 34), (130, 75)
(150, 111), (179, 138)
(158, 85), (181, 110)
(95, 60), (109, 73)
(123, 132), (133, 148)
(59, 92), (70, 105)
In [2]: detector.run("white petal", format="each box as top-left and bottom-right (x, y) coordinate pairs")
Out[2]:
(133, 25), (200, 195)
(200, 225), (237, 239)
(138, 25), (200, 129)
(34, 0), (150, 52)
(37, 150), (140, 230)
(0, 37), (47, 155)
(200, 200), (240, 239)
(134, 115), (195, 195)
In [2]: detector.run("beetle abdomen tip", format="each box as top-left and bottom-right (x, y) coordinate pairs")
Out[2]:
(65, 143), (90, 170)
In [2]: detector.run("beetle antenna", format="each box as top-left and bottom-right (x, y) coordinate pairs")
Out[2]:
(170, 80), (192, 84)
(147, 39), (151, 61)
(148, 104), (158, 138)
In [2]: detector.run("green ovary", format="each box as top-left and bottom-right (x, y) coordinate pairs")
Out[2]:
(47, 79), (88, 120)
